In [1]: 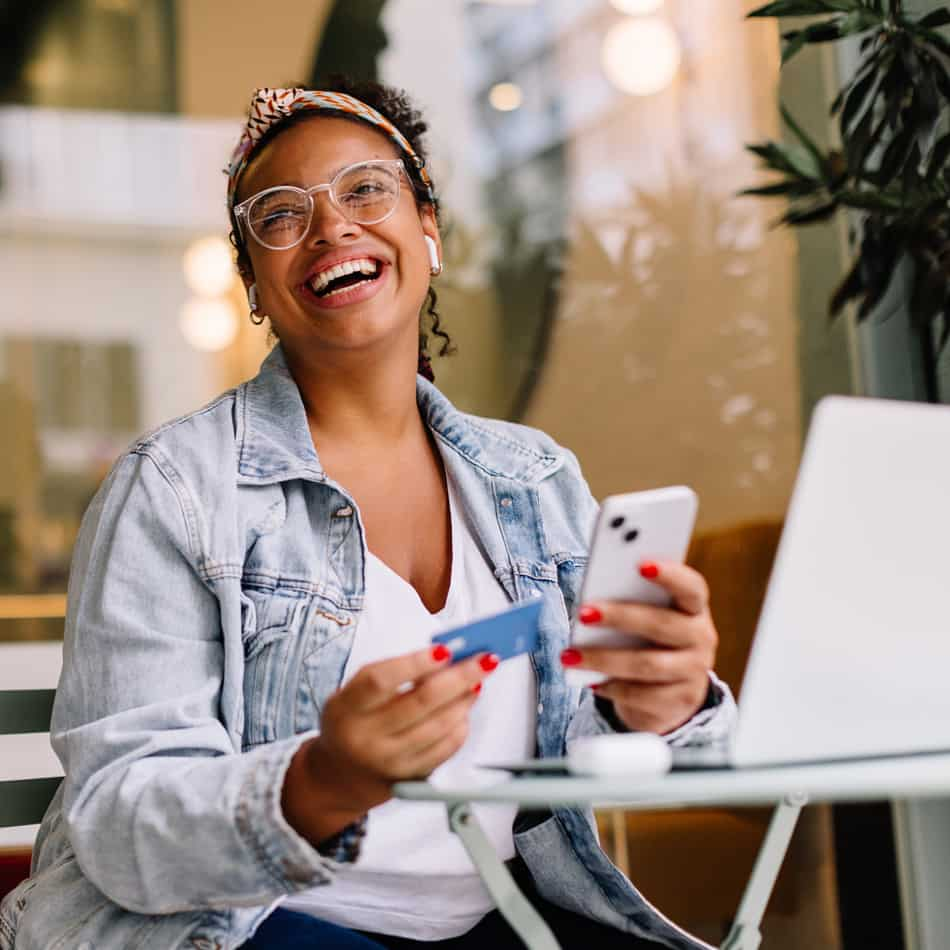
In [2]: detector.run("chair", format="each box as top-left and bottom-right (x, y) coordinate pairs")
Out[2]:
(0, 688), (60, 899)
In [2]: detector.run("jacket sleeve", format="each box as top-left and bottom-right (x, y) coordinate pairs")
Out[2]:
(53, 448), (342, 916)
(568, 672), (738, 747)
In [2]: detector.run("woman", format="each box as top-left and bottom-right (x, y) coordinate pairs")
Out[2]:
(1, 79), (734, 950)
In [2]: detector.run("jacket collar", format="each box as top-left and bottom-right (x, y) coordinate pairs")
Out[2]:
(235, 345), (562, 486)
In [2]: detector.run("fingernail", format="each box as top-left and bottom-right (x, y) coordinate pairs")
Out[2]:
(472, 682), (483, 695)
(578, 605), (602, 625)
(431, 644), (451, 662)
(639, 562), (659, 579)
(590, 683), (602, 691)
(479, 653), (500, 673)
(560, 648), (583, 667)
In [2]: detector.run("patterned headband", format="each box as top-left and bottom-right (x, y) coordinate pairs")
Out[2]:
(225, 87), (435, 209)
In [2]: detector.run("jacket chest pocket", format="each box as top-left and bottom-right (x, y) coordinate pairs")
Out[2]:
(240, 587), (355, 746)
(240, 586), (309, 747)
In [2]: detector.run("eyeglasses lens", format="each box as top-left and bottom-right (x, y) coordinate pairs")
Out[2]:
(334, 164), (399, 225)
(248, 191), (310, 249)
(247, 164), (401, 249)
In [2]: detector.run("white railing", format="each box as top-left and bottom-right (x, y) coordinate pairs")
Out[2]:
(0, 106), (242, 237)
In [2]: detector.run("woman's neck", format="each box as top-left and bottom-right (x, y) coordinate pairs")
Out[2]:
(283, 343), (426, 455)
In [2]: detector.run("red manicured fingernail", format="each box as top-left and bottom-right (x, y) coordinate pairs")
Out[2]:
(560, 648), (583, 667)
(578, 605), (602, 625)
(590, 683), (602, 691)
(431, 644), (451, 662)
(639, 562), (659, 579)
(472, 682), (483, 695)
(479, 653), (500, 673)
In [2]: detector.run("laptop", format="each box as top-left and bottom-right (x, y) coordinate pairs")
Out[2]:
(493, 396), (950, 775)
(677, 394), (950, 770)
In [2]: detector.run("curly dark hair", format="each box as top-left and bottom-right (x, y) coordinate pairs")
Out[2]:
(228, 76), (453, 381)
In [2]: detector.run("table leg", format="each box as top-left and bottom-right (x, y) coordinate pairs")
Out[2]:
(721, 793), (807, 950)
(447, 802), (562, 950)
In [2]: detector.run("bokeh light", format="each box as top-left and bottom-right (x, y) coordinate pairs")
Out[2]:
(179, 297), (239, 352)
(489, 82), (524, 112)
(601, 18), (682, 97)
(609, 0), (665, 14)
(183, 236), (235, 297)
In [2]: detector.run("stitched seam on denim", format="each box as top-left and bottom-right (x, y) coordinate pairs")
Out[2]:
(529, 484), (554, 567)
(47, 896), (112, 949)
(234, 770), (291, 891)
(134, 446), (202, 566)
(237, 379), (251, 476)
(134, 391), (237, 452)
(465, 417), (557, 462)
(510, 561), (558, 582)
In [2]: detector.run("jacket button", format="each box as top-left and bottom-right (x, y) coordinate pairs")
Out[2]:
(500, 497), (512, 508)
(334, 505), (354, 517)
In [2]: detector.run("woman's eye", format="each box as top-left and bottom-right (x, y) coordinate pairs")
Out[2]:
(351, 181), (385, 196)
(259, 207), (305, 228)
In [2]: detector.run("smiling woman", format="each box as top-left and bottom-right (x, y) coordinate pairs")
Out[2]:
(228, 82), (448, 383)
(0, 76), (734, 950)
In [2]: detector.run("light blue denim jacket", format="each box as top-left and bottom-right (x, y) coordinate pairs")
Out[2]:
(1, 346), (734, 950)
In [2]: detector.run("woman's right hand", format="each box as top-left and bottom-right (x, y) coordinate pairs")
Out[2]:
(282, 646), (496, 844)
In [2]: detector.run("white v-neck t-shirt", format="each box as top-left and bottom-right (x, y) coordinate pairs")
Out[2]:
(283, 471), (538, 939)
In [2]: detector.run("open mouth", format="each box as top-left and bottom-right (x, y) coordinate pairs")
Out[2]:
(308, 258), (383, 299)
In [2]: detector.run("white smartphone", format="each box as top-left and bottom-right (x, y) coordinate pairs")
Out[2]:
(566, 486), (698, 687)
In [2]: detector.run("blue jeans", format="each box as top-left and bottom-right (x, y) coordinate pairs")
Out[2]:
(240, 905), (665, 949)
(240, 858), (665, 949)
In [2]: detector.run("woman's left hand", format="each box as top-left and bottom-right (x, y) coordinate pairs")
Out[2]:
(560, 561), (718, 735)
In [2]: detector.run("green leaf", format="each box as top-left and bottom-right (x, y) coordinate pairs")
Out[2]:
(781, 200), (840, 225)
(836, 8), (884, 35)
(803, 18), (846, 42)
(837, 188), (904, 211)
(830, 256), (866, 316)
(747, 0), (856, 17)
(875, 124), (919, 188)
(780, 104), (831, 179)
(747, 141), (824, 179)
(919, 27), (950, 59)
(781, 29), (810, 63)
(917, 8), (950, 29)
(925, 132), (950, 183)
(839, 67), (880, 133)
(740, 179), (824, 196)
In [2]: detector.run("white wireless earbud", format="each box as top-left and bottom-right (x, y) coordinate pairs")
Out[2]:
(424, 235), (442, 276)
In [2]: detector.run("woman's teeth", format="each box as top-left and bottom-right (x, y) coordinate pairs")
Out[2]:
(309, 258), (380, 296)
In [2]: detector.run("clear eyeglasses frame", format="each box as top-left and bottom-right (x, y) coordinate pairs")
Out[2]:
(232, 158), (407, 251)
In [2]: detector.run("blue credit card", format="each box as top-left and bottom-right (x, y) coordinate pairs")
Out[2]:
(431, 599), (542, 663)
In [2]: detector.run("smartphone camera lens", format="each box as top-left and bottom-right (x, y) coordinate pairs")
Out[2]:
(624, 529), (639, 543)
(610, 516), (625, 529)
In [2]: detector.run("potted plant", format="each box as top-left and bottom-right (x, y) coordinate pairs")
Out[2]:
(743, 0), (950, 401)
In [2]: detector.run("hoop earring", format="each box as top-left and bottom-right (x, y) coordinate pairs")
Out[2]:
(248, 284), (265, 326)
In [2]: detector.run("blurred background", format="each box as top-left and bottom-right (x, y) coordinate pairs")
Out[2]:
(3, 0), (944, 946)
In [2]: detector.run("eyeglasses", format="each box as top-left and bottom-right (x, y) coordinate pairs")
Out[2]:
(232, 159), (406, 250)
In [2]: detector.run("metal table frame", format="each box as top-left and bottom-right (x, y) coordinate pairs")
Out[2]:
(395, 751), (950, 950)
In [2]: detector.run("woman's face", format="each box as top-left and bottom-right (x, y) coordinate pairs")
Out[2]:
(236, 116), (440, 366)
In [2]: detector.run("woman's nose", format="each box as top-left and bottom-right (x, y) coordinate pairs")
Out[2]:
(306, 189), (361, 245)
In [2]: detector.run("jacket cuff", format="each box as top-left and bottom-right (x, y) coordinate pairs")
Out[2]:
(662, 671), (736, 748)
(592, 671), (736, 748)
(235, 731), (358, 893)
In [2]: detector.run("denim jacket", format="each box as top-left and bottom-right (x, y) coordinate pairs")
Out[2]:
(1, 346), (734, 950)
